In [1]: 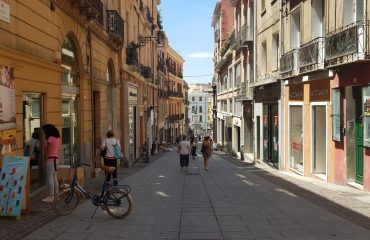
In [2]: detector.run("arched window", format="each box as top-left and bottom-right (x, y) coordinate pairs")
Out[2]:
(61, 38), (79, 85)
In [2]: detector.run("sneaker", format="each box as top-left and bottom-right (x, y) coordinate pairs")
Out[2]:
(41, 196), (54, 203)
(204, 167), (208, 170)
(113, 179), (118, 186)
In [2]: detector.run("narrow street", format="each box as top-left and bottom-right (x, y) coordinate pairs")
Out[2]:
(24, 149), (370, 240)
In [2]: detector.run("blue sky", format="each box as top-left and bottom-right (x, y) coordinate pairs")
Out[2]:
(159, 0), (219, 84)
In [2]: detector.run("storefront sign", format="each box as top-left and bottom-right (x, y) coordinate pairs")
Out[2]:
(0, 156), (29, 218)
(0, 1), (10, 23)
(128, 86), (138, 105)
(289, 84), (304, 101)
(310, 80), (330, 102)
(0, 65), (15, 130)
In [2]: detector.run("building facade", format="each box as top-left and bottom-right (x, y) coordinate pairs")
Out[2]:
(188, 92), (208, 137)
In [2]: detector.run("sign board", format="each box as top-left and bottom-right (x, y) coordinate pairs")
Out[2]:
(0, 65), (15, 130)
(0, 156), (29, 218)
(0, 1), (10, 23)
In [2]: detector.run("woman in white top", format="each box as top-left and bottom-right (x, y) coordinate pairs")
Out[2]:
(101, 130), (121, 185)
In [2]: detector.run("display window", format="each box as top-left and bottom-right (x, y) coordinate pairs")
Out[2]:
(332, 89), (342, 141)
(289, 105), (303, 172)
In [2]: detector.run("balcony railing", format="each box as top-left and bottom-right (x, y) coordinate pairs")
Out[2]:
(169, 114), (184, 122)
(107, 10), (124, 44)
(280, 49), (299, 78)
(325, 20), (370, 67)
(232, 23), (253, 50)
(89, 0), (103, 25)
(299, 37), (325, 74)
(126, 45), (139, 67)
(157, 56), (166, 73)
(140, 65), (152, 79)
(168, 91), (184, 98)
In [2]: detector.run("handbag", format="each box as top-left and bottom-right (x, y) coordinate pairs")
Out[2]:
(114, 140), (123, 159)
(100, 141), (107, 157)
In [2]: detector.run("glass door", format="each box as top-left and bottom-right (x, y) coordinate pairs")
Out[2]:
(61, 96), (80, 166)
(23, 93), (43, 192)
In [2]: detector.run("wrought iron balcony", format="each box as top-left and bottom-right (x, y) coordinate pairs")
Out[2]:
(126, 45), (139, 67)
(325, 21), (370, 67)
(299, 37), (325, 74)
(280, 49), (299, 78)
(169, 114), (184, 122)
(157, 56), (166, 73)
(90, 0), (104, 26)
(140, 65), (152, 79)
(168, 91), (184, 98)
(107, 10), (124, 44)
(232, 23), (253, 50)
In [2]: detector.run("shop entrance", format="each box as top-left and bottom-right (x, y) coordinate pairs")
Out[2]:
(355, 94), (364, 184)
(263, 104), (279, 167)
(311, 105), (327, 176)
(23, 93), (43, 192)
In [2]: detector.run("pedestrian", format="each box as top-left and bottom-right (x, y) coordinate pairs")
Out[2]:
(24, 130), (41, 167)
(101, 130), (121, 185)
(151, 138), (158, 155)
(177, 135), (191, 171)
(190, 137), (197, 160)
(201, 136), (213, 170)
(41, 124), (60, 203)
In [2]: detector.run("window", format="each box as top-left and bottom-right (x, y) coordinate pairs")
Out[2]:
(199, 97), (202, 101)
(290, 8), (301, 49)
(311, 0), (324, 39)
(261, 0), (266, 13)
(199, 106), (202, 113)
(261, 41), (267, 75)
(192, 97), (195, 101)
(200, 116), (203, 122)
(332, 89), (342, 141)
(235, 62), (241, 87)
(192, 106), (195, 113)
(290, 105), (303, 172)
(272, 34), (279, 70)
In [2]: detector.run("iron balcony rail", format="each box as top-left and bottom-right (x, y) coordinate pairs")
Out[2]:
(140, 65), (152, 79)
(280, 49), (299, 78)
(232, 23), (253, 50)
(221, 30), (235, 58)
(107, 10), (124, 43)
(88, 0), (103, 25)
(325, 20), (370, 67)
(299, 37), (325, 74)
(126, 46), (139, 67)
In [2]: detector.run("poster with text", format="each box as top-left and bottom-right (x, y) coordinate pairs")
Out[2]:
(0, 65), (15, 130)
(0, 156), (29, 217)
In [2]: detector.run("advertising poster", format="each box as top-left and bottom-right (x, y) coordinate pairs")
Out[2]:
(0, 129), (16, 158)
(0, 65), (15, 130)
(0, 156), (29, 217)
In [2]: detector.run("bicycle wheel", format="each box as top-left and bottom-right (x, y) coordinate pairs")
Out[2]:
(104, 189), (133, 219)
(52, 188), (81, 216)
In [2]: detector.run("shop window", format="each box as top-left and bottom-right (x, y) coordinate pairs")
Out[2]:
(290, 105), (303, 172)
(363, 86), (370, 147)
(332, 88), (342, 141)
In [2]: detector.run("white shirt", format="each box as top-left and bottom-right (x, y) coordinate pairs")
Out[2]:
(178, 140), (191, 155)
(102, 138), (121, 158)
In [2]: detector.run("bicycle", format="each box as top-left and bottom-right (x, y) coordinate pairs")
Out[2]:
(52, 163), (133, 219)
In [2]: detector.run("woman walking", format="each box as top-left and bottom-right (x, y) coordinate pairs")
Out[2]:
(190, 137), (197, 160)
(41, 124), (60, 203)
(201, 136), (212, 170)
(101, 130), (121, 185)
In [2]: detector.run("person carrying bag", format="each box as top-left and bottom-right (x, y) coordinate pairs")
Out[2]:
(101, 130), (122, 185)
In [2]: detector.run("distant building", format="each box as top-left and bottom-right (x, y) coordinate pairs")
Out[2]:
(188, 92), (208, 137)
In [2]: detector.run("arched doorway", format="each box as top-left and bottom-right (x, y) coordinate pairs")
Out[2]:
(61, 36), (80, 166)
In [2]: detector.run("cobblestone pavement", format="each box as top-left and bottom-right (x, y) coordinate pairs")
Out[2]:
(22, 148), (370, 240)
(0, 154), (158, 240)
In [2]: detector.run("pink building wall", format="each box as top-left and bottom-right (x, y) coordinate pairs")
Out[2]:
(333, 64), (370, 190)
(220, 0), (234, 41)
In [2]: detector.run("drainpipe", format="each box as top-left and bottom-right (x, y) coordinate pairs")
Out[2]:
(87, 27), (95, 177)
(252, 0), (257, 162)
(279, 0), (285, 170)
